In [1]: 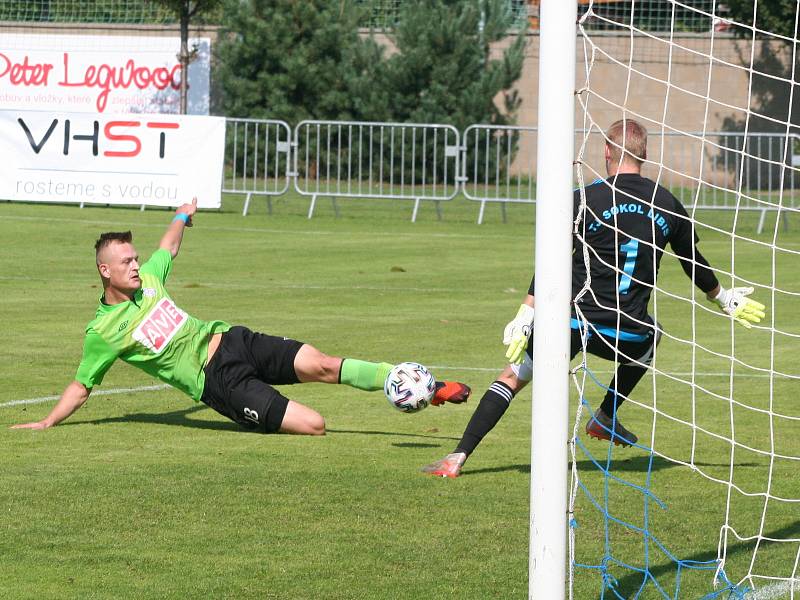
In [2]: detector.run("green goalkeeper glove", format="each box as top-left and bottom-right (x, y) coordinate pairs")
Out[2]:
(711, 286), (766, 329)
(503, 304), (535, 364)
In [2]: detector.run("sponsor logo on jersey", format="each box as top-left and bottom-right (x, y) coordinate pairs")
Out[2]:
(142, 287), (157, 297)
(132, 298), (187, 353)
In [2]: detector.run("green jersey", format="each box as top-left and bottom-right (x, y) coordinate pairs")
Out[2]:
(75, 249), (230, 401)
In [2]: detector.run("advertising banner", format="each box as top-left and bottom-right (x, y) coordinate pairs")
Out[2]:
(0, 34), (211, 114)
(0, 110), (225, 208)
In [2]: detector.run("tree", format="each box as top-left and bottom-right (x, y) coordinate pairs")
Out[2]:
(151, 1), (224, 114)
(214, 0), (379, 122)
(378, 0), (526, 130)
(724, 0), (798, 39)
(214, 0), (526, 183)
(713, 0), (800, 188)
(719, 0), (799, 134)
(366, 0), (526, 184)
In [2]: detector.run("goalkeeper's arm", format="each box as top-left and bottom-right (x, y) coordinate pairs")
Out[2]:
(672, 240), (766, 329)
(503, 295), (535, 364)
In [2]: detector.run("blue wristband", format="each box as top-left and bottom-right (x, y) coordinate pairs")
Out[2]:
(173, 213), (189, 224)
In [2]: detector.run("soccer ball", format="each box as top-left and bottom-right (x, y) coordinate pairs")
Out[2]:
(384, 362), (436, 413)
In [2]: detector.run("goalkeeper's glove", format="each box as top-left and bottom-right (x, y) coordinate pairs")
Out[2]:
(503, 304), (535, 364)
(710, 286), (766, 329)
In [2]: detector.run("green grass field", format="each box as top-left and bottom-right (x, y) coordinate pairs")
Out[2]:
(1, 193), (798, 599)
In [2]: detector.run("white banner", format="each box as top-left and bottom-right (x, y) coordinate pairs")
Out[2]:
(0, 35), (210, 115)
(0, 110), (225, 208)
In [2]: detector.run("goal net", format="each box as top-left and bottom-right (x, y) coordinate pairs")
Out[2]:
(568, 1), (800, 598)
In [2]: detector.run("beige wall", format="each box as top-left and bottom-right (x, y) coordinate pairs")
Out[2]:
(504, 32), (792, 184)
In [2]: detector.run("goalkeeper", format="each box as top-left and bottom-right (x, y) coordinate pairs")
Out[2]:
(423, 118), (765, 478)
(11, 199), (469, 435)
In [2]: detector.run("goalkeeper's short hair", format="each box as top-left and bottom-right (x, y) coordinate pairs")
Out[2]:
(606, 119), (647, 166)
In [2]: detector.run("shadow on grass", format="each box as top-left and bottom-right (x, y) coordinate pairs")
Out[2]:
(70, 410), (465, 439)
(456, 455), (765, 479)
(460, 463), (531, 477)
(599, 520), (800, 599)
(327, 428), (460, 441)
(391, 442), (442, 449)
(70, 405), (242, 433)
(575, 455), (763, 474)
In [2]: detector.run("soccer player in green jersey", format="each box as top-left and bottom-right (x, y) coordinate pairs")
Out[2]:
(11, 198), (470, 435)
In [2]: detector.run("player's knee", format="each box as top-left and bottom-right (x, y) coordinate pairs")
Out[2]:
(308, 413), (326, 436)
(497, 367), (527, 394)
(296, 410), (325, 435)
(304, 356), (339, 384)
(294, 345), (341, 383)
(280, 401), (326, 435)
(318, 355), (341, 381)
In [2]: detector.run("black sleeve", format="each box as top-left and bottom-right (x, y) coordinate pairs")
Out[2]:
(528, 274), (535, 296)
(674, 245), (719, 294)
(669, 201), (719, 294)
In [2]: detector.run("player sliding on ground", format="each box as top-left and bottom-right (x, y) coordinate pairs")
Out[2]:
(11, 198), (470, 435)
(422, 118), (766, 478)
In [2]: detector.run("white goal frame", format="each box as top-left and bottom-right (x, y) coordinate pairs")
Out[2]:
(529, 1), (579, 599)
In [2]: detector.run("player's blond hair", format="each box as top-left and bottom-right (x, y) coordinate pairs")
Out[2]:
(606, 119), (647, 167)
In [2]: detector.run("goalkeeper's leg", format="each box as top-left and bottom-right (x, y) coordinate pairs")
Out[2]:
(585, 361), (647, 447)
(585, 324), (662, 447)
(599, 363), (648, 417)
(423, 333), (583, 477)
(597, 325), (661, 417)
(421, 366), (527, 477)
(452, 370), (524, 457)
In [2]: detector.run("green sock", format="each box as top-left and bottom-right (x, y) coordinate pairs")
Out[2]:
(339, 359), (393, 391)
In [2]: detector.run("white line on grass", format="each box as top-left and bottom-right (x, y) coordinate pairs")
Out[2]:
(0, 274), (456, 294)
(5, 213), (796, 245)
(1, 366), (790, 409)
(425, 366), (790, 379)
(0, 384), (170, 409)
(745, 579), (800, 599)
(0, 214), (507, 240)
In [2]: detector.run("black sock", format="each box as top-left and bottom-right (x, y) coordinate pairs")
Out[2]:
(455, 381), (515, 456)
(599, 363), (648, 417)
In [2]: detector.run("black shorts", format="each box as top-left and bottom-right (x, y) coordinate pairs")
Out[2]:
(200, 326), (304, 433)
(569, 323), (659, 366)
(521, 316), (660, 370)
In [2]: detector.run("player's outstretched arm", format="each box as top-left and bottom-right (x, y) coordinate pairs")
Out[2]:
(10, 381), (91, 430)
(671, 241), (765, 328)
(707, 285), (766, 329)
(503, 295), (535, 364)
(159, 197), (197, 259)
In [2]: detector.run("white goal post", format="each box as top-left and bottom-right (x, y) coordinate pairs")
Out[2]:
(529, 1), (578, 599)
(533, 1), (800, 599)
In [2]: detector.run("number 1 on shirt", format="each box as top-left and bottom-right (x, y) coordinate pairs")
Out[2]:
(619, 238), (639, 295)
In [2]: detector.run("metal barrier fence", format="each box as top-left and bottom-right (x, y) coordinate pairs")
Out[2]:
(462, 124), (536, 224)
(222, 118), (798, 229)
(222, 118), (292, 216)
(293, 120), (461, 220)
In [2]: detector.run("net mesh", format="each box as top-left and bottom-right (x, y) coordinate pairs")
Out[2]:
(0, 0), (175, 24)
(570, 1), (800, 598)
